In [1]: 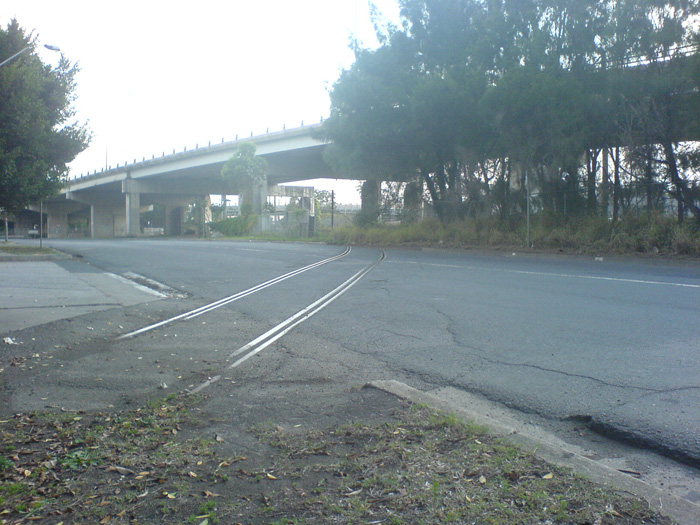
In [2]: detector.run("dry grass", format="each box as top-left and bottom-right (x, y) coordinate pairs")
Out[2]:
(0, 396), (672, 524)
(328, 214), (700, 257)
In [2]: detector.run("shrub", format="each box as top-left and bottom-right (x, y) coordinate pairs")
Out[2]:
(672, 224), (700, 255)
(209, 215), (256, 237)
(328, 212), (700, 257)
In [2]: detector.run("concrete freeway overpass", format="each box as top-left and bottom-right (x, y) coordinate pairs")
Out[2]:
(34, 123), (352, 238)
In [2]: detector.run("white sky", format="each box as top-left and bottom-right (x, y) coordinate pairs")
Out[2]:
(2, 1), (401, 204)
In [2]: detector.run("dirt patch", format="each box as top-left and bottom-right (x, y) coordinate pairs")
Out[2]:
(0, 390), (673, 524)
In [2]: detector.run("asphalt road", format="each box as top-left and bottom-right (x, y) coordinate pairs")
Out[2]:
(5, 239), (700, 469)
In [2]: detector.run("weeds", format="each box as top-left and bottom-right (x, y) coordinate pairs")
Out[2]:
(0, 395), (673, 523)
(0, 244), (59, 255)
(0, 393), (233, 523)
(329, 214), (700, 256)
(250, 404), (671, 524)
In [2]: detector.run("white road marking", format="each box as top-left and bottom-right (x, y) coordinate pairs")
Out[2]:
(226, 251), (385, 370)
(121, 272), (180, 297)
(116, 247), (351, 340)
(390, 260), (700, 289)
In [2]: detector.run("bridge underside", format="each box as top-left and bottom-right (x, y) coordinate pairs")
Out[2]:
(40, 137), (349, 238)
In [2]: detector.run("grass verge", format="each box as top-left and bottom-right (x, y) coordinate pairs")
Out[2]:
(0, 244), (60, 256)
(326, 214), (700, 257)
(0, 243), (60, 255)
(0, 395), (671, 524)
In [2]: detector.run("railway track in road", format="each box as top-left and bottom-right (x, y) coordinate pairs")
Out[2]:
(225, 249), (385, 370)
(115, 247), (385, 392)
(117, 246), (353, 340)
(187, 249), (385, 393)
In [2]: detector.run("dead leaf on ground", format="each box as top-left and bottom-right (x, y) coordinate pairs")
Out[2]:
(106, 465), (134, 476)
(605, 505), (623, 518)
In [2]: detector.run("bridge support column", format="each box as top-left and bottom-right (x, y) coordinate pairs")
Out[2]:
(125, 192), (141, 237)
(201, 195), (212, 237)
(40, 200), (88, 238)
(164, 205), (185, 236)
(252, 174), (268, 216)
(90, 204), (114, 238)
(403, 180), (423, 223)
(46, 210), (68, 238)
(360, 180), (381, 224)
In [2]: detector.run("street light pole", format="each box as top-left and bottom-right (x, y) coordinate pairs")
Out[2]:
(526, 170), (531, 248)
(0, 44), (61, 68)
(39, 201), (43, 249)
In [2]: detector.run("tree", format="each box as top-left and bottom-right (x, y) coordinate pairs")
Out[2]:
(0, 19), (90, 218)
(323, 1), (495, 222)
(314, 189), (334, 211)
(220, 141), (267, 215)
(324, 0), (699, 225)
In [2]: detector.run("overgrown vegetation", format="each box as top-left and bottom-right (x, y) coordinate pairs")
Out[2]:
(221, 142), (268, 216)
(0, 395), (672, 523)
(0, 393), (233, 523)
(330, 213), (700, 256)
(209, 214), (257, 237)
(249, 404), (667, 524)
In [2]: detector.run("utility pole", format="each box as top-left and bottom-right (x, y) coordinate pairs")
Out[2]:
(526, 170), (531, 248)
(39, 201), (43, 248)
(331, 190), (335, 229)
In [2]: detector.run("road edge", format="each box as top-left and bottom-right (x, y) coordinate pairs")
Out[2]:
(366, 379), (700, 525)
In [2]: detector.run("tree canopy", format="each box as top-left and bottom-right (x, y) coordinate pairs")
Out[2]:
(221, 141), (268, 215)
(0, 19), (90, 215)
(323, 0), (700, 222)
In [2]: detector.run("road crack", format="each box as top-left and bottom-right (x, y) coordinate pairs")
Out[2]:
(380, 329), (427, 342)
(472, 354), (664, 392)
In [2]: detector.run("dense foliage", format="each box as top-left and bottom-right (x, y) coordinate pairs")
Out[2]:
(209, 214), (256, 237)
(0, 19), (89, 214)
(323, 0), (700, 224)
(221, 141), (268, 215)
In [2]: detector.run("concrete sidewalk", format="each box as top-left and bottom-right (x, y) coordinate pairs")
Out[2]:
(0, 257), (165, 334)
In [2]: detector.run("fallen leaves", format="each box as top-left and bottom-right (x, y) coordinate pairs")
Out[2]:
(0, 393), (230, 523)
(105, 465), (134, 476)
(605, 504), (624, 518)
(0, 393), (669, 524)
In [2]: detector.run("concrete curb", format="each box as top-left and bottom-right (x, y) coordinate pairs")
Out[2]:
(366, 379), (700, 525)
